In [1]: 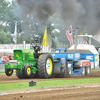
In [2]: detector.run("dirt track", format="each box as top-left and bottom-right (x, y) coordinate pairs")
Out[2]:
(0, 70), (100, 84)
(0, 71), (100, 100)
(1, 86), (100, 100)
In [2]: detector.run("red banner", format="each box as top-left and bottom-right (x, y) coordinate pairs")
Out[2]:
(66, 26), (73, 46)
(82, 61), (91, 67)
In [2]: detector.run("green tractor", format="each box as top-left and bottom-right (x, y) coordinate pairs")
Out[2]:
(5, 39), (54, 79)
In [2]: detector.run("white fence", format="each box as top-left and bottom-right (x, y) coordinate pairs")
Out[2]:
(0, 44), (30, 55)
(0, 64), (5, 72)
(0, 43), (51, 56)
(0, 44), (30, 49)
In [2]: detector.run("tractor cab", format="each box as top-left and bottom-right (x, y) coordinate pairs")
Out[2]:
(55, 48), (67, 53)
(51, 48), (67, 53)
(77, 33), (93, 45)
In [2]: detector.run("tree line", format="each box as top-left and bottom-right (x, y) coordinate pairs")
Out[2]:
(0, 0), (99, 48)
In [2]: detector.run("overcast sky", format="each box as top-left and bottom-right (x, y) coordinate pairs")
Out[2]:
(8, 0), (12, 2)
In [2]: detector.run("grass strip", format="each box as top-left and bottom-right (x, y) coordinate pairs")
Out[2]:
(91, 69), (100, 71)
(0, 78), (100, 92)
(0, 72), (5, 75)
(0, 72), (15, 75)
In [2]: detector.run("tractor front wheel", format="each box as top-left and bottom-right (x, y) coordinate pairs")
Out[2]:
(5, 69), (13, 76)
(37, 54), (54, 78)
(24, 65), (32, 78)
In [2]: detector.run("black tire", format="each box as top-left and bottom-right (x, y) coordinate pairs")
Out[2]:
(81, 67), (85, 76)
(37, 53), (54, 78)
(24, 65), (32, 78)
(30, 74), (37, 78)
(5, 69), (13, 76)
(85, 66), (91, 75)
(16, 70), (26, 79)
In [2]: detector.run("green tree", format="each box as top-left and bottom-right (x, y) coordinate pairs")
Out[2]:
(0, 0), (16, 33)
(0, 29), (11, 44)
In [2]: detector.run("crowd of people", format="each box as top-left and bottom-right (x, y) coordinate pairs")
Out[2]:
(0, 54), (14, 64)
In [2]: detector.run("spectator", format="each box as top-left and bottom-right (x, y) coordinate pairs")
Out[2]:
(0, 55), (2, 64)
(1, 55), (4, 61)
(9, 54), (14, 60)
(2, 56), (9, 64)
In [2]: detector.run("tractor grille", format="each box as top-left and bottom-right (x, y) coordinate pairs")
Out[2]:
(9, 60), (17, 65)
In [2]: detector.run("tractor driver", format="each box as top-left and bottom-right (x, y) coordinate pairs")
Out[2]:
(33, 45), (40, 58)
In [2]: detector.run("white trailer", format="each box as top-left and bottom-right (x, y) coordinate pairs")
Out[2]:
(67, 33), (99, 69)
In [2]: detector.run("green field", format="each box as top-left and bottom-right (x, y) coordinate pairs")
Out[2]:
(0, 72), (5, 75)
(0, 69), (100, 92)
(91, 69), (100, 71)
(0, 78), (100, 92)
(0, 71), (15, 75)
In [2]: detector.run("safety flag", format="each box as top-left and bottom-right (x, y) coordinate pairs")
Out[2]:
(66, 25), (73, 46)
(13, 22), (17, 43)
(42, 28), (49, 47)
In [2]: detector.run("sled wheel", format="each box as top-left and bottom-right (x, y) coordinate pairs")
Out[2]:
(85, 66), (91, 75)
(16, 70), (26, 79)
(5, 69), (13, 76)
(58, 61), (69, 78)
(24, 65), (32, 78)
(81, 67), (85, 76)
(37, 53), (54, 78)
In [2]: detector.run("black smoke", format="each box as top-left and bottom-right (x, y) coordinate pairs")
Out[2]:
(15, 0), (100, 35)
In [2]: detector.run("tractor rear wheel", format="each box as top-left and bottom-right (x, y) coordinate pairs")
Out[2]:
(37, 54), (54, 78)
(24, 65), (32, 78)
(85, 66), (91, 75)
(16, 70), (26, 79)
(5, 69), (13, 76)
